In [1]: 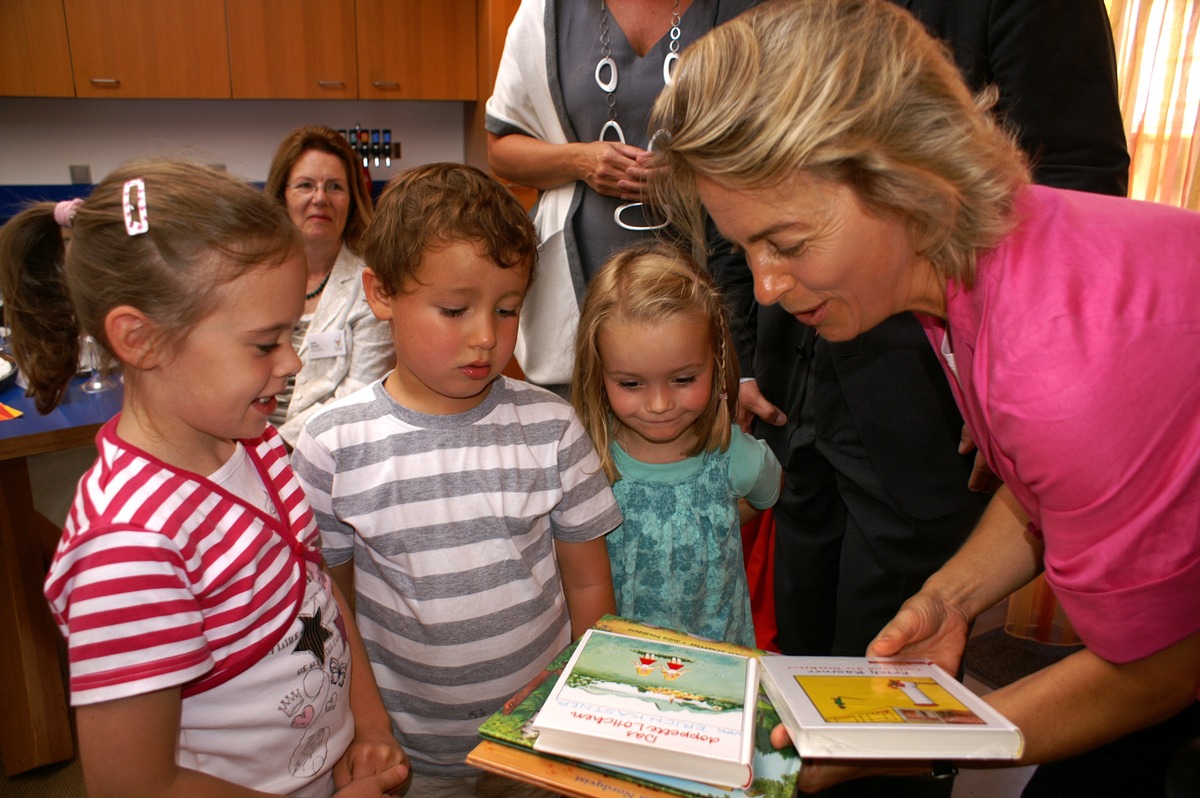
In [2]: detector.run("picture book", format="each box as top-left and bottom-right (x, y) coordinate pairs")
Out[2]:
(470, 616), (802, 798)
(531, 628), (759, 788)
(759, 655), (1024, 760)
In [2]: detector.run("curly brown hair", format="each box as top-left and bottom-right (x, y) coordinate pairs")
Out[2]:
(361, 162), (538, 296)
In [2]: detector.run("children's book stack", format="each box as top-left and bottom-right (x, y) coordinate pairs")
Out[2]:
(469, 616), (802, 798)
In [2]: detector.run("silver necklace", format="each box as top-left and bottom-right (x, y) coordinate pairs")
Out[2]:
(597, 0), (680, 231)
(596, 0), (682, 146)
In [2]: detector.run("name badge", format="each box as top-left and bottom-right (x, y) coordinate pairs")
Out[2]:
(308, 330), (347, 360)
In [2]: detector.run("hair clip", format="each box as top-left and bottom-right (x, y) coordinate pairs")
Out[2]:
(53, 198), (84, 228)
(123, 178), (149, 236)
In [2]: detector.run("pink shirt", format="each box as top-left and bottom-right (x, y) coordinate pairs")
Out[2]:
(920, 185), (1200, 665)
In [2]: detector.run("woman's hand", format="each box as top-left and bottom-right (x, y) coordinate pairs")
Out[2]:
(866, 590), (973, 675)
(619, 149), (668, 201)
(580, 141), (651, 199)
(736, 379), (786, 433)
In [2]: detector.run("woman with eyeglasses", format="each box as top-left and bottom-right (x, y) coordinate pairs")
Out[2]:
(264, 125), (394, 446)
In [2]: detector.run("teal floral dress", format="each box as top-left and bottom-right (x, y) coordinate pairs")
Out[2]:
(607, 426), (781, 648)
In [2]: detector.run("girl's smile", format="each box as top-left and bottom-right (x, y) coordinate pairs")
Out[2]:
(599, 312), (715, 463)
(121, 255), (305, 474)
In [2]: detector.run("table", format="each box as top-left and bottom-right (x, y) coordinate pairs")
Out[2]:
(0, 376), (121, 775)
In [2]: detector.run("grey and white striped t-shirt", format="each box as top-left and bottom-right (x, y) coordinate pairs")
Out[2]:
(292, 376), (622, 777)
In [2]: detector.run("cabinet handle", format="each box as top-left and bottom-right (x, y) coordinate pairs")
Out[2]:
(371, 81), (401, 90)
(90, 78), (121, 88)
(317, 81), (346, 89)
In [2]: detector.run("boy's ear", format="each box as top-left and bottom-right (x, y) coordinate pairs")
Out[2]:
(362, 267), (395, 321)
(105, 305), (162, 369)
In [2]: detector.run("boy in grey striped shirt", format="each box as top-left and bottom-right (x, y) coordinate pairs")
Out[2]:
(292, 163), (621, 796)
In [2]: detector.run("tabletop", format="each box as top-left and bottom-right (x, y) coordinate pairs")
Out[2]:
(0, 376), (122, 461)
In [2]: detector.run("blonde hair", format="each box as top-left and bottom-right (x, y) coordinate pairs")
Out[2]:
(0, 159), (299, 413)
(571, 242), (740, 483)
(650, 0), (1030, 285)
(362, 163), (538, 296)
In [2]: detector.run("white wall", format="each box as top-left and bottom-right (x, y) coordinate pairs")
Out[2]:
(0, 98), (468, 185)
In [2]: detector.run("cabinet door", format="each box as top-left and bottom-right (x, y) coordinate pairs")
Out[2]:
(0, 0), (75, 97)
(65, 0), (231, 98)
(357, 0), (477, 101)
(228, 0), (357, 99)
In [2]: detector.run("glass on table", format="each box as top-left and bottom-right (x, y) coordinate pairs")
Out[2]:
(80, 334), (118, 393)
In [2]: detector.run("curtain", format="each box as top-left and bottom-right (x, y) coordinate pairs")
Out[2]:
(1107, 0), (1200, 208)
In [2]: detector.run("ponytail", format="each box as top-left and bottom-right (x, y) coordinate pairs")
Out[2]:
(0, 203), (82, 412)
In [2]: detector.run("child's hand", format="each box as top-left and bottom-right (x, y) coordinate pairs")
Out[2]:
(333, 731), (410, 796)
(331, 762), (409, 798)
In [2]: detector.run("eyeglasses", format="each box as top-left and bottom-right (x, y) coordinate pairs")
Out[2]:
(286, 179), (349, 198)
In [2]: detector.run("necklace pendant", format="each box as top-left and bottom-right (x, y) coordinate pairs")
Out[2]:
(663, 51), (679, 85)
(599, 119), (627, 144)
(595, 55), (618, 93)
(614, 202), (669, 232)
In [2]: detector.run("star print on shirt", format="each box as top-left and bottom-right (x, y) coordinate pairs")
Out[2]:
(293, 608), (332, 665)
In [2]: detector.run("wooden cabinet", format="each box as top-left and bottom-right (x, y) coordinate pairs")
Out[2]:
(64, 0), (231, 98)
(357, 0), (477, 101)
(227, 0), (357, 99)
(2, 0), (482, 101)
(0, 0), (75, 97)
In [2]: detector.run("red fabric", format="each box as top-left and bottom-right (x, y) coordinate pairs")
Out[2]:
(741, 509), (779, 652)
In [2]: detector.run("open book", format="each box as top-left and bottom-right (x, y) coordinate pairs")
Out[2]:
(760, 655), (1024, 760)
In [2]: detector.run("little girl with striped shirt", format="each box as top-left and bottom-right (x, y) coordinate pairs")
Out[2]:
(0, 160), (407, 798)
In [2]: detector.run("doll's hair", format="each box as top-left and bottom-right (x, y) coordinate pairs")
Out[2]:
(571, 241), (739, 482)
(361, 162), (537, 296)
(0, 158), (298, 413)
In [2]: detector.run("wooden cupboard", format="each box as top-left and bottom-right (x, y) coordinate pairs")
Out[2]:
(2, 1), (481, 101)
(0, 0), (75, 97)
(64, 0), (231, 98)
(227, 0), (358, 99)
(357, 0), (478, 101)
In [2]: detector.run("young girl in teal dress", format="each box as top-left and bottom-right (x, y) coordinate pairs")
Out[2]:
(572, 242), (782, 647)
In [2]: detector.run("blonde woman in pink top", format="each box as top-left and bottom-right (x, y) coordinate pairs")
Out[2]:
(648, 1), (1200, 795)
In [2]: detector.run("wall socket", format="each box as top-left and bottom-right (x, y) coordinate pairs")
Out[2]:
(69, 164), (92, 185)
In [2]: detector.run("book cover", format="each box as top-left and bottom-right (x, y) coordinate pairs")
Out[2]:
(470, 616), (801, 798)
(759, 656), (1024, 760)
(531, 628), (759, 788)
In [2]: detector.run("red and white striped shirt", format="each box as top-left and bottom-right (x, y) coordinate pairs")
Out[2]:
(45, 418), (322, 706)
